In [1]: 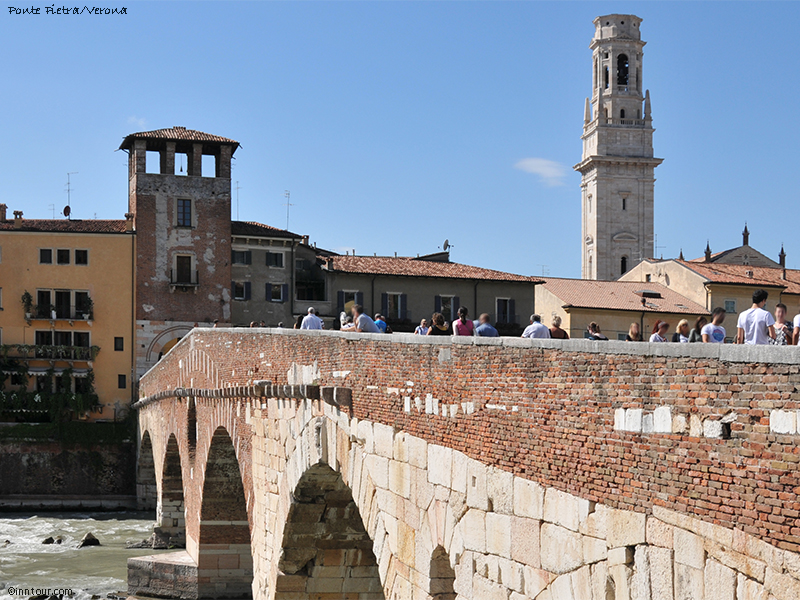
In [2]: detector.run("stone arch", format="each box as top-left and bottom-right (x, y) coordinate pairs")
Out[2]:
(137, 430), (157, 512)
(430, 546), (456, 600)
(275, 462), (384, 600)
(159, 433), (185, 546)
(197, 426), (252, 599)
(145, 325), (192, 365)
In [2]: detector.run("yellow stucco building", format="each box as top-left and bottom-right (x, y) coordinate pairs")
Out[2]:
(536, 278), (708, 341)
(0, 208), (135, 421)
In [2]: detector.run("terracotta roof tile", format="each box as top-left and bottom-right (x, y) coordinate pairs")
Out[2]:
(677, 260), (800, 295)
(327, 255), (539, 283)
(231, 221), (301, 239)
(541, 278), (708, 314)
(119, 127), (239, 150)
(0, 219), (127, 234)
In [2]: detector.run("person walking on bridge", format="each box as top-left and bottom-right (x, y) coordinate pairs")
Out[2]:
(300, 307), (324, 330)
(736, 289), (775, 345)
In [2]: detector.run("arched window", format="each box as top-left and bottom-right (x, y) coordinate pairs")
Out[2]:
(620, 109), (626, 119)
(588, 194), (592, 213)
(617, 54), (629, 86)
(621, 256), (628, 275)
(604, 67), (609, 89)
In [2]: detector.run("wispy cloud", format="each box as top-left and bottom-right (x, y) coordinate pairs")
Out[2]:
(514, 157), (567, 187)
(127, 115), (147, 129)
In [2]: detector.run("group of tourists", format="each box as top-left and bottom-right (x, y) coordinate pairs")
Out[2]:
(636, 289), (798, 346)
(294, 289), (800, 347)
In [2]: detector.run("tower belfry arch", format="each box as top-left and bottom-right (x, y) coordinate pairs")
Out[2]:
(575, 15), (663, 280)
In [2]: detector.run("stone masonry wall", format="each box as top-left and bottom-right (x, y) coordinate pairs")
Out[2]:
(134, 330), (800, 600)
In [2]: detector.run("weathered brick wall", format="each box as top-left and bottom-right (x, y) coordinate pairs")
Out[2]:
(139, 331), (800, 554)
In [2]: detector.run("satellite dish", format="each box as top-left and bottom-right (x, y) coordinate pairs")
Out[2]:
(63, 206), (71, 217)
(443, 239), (450, 251)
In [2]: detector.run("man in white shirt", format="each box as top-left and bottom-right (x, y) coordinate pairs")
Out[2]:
(793, 312), (800, 346)
(521, 314), (551, 339)
(736, 289), (775, 345)
(300, 307), (324, 330)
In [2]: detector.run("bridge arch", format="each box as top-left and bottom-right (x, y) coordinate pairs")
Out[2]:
(137, 430), (157, 512)
(159, 433), (185, 546)
(197, 425), (253, 599)
(275, 462), (383, 599)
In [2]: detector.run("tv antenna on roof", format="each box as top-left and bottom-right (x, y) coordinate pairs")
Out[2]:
(283, 190), (293, 231)
(64, 172), (77, 219)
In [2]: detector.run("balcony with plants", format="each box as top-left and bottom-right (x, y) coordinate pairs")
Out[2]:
(22, 290), (94, 323)
(0, 365), (100, 422)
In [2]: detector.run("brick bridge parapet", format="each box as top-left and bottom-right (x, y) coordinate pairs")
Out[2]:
(130, 329), (800, 600)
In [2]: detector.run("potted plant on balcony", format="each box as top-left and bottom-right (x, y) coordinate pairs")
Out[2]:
(21, 291), (33, 320)
(82, 296), (94, 321)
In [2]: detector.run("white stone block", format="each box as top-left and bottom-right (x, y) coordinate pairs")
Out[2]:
(466, 461), (489, 511)
(642, 413), (654, 434)
(571, 565), (593, 600)
(485, 513), (512, 558)
(689, 414), (703, 438)
(389, 460), (411, 499)
(632, 545), (651, 600)
(591, 561), (610, 600)
(524, 566), (555, 599)
(737, 573), (768, 600)
(511, 516), (540, 568)
(615, 408), (626, 430)
(462, 509), (486, 553)
(549, 573), (573, 600)
(487, 468), (514, 515)
(606, 508), (646, 548)
(770, 409), (797, 435)
(705, 558), (735, 600)
(608, 546), (634, 566)
(673, 414), (688, 434)
(703, 419), (723, 439)
(544, 488), (587, 532)
(427, 444), (452, 488)
(625, 408), (643, 432)
(367, 455), (389, 490)
(372, 422), (394, 458)
(513, 477), (544, 520)
(610, 564), (633, 600)
(653, 406), (672, 433)
(583, 536), (607, 564)
(451, 450), (469, 494)
(540, 523), (584, 574)
(674, 563), (703, 600)
(674, 528), (705, 569)
(405, 434), (427, 469)
(648, 547), (674, 600)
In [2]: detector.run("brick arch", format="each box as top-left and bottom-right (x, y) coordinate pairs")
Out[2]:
(196, 425), (253, 599)
(137, 430), (157, 512)
(275, 462), (384, 599)
(159, 433), (185, 546)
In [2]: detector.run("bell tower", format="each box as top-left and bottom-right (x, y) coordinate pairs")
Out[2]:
(574, 15), (663, 280)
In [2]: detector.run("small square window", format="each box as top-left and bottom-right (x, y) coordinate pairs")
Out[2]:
(724, 300), (737, 314)
(232, 250), (251, 265)
(75, 250), (88, 265)
(40, 249), (53, 264)
(267, 252), (284, 268)
(118, 374), (127, 389)
(114, 337), (124, 351)
(270, 285), (284, 302)
(57, 249), (70, 265)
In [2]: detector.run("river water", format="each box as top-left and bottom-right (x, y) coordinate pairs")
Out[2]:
(0, 512), (166, 600)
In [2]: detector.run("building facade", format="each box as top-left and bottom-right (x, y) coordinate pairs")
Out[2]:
(0, 208), (135, 421)
(120, 127), (237, 378)
(574, 14), (663, 281)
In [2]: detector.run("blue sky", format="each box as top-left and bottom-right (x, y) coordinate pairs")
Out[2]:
(2, 2), (799, 277)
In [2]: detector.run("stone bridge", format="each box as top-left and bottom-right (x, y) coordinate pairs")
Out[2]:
(131, 329), (800, 600)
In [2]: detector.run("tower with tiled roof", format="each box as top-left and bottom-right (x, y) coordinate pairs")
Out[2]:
(574, 15), (663, 281)
(120, 126), (238, 378)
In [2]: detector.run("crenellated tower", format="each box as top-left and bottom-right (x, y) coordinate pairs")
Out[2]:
(574, 15), (663, 280)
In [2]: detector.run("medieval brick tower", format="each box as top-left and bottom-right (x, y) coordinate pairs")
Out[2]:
(120, 126), (238, 378)
(574, 15), (663, 281)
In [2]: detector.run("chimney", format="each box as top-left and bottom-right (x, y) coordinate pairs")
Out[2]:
(301, 235), (309, 245)
(742, 223), (750, 246)
(704, 241), (712, 262)
(13, 210), (23, 229)
(779, 244), (786, 268)
(124, 212), (134, 232)
(0, 204), (6, 222)
(678, 248), (684, 261)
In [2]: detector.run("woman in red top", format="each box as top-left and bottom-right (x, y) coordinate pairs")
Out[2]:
(452, 306), (475, 336)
